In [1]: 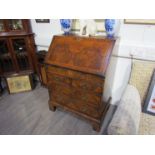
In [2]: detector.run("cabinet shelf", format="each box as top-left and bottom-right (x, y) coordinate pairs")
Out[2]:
(15, 51), (28, 55)
(0, 53), (11, 59)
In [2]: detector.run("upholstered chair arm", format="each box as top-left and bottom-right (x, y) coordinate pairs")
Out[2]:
(107, 84), (141, 135)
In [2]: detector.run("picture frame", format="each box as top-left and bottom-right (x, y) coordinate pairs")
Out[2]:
(5, 73), (35, 94)
(71, 19), (105, 32)
(124, 19), (155, 25)
(143, 69), (155, 116)
(35, 19), (50, 23)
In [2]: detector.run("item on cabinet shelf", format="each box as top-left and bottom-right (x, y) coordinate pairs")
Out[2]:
(45, 35), (116, 132)
(79, 19), (97, 36)
(0, 19), (38, 79)
(60, 19), (72, 34)
(105, 19), (120, 37)
(8, 19), (23, 30)
(5, 72), (35, 94)
(37, 50), (47, 86)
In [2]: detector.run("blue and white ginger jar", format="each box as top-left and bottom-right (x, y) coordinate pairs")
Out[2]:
(60, 19), (72, 34)
(105, 19), (119, 37)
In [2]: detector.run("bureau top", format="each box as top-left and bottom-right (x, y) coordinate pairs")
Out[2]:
(45, 35), (116, 77)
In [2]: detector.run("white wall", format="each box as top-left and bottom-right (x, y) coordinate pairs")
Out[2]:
(106, 20), (155, 105)
(31, 19), (155, 105)
(31, 19), (63, 51)
(118, 20), (155, 59)
(31, 19), (155, 58)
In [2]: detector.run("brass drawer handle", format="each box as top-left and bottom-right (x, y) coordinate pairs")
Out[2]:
(52, 76), (62, 82)
(82, 84), (88, 89)
(50, 75), (72, 86)
(81, 107), (87, 112)
(81, 96), (88, 101)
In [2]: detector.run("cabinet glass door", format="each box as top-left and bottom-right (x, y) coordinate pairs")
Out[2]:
(12, 38), (30, 71)
(8, 20), (23, 31)
(0, 40), (15, 73)
(0, 20), (5, 32)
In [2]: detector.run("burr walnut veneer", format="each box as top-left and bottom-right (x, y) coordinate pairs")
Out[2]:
(45, 35), (116, 131)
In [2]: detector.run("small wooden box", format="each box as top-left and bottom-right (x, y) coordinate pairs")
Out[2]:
(5, 73), (35, 94)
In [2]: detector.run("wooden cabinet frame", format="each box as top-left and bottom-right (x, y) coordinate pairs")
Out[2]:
(0, 19), (38, 77)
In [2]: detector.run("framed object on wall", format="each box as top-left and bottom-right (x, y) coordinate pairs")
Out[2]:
(143, 69), (155, 115)
(124, 19), (155, 25)
(71, 19), (105, 32)
(35, 19), (50, 23)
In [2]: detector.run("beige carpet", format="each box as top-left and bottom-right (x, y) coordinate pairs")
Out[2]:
(139, 113), (155, 135)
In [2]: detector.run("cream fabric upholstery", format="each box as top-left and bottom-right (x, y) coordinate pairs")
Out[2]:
(107, 60), (155, 135)
(107, 85), (141, 135)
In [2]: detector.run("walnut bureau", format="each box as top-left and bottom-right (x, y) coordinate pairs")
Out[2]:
(45, 35), (116, 131)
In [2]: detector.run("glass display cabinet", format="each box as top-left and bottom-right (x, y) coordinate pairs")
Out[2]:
(12, 38), (32, 71)
(0, 19), (38, 77)
(0, 39), (15, 73)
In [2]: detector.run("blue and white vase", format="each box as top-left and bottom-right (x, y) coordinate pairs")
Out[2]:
(105, 19), (119, 37)
(60, 19), (72, 34)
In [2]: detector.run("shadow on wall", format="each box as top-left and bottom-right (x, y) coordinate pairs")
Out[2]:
(103, 56), (118, 103)
(103, 56), (132, 105)
(103, 39), (120, 104)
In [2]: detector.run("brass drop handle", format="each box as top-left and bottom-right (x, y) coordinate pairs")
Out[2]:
(81, 107), (87, 112)
(81, 95), (87, 101)
(82, 84), (88, 89)
(53, 76), (61, 82)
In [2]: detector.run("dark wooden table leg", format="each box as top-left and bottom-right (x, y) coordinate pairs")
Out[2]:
(92, 122), (101, 132)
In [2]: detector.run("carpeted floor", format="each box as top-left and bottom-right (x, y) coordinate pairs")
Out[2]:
(0, 84), (114, 135)
(0, 84), (154, 135)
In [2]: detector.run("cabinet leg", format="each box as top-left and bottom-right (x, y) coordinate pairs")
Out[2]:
(92, 123), (101, 132)
(49, 104), (56, 112)
(48, 100), (56, 112)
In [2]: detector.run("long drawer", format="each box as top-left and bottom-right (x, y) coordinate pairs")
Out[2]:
(46, 65), (104, 84)
(49, 82), (102, 107)
(51, 92), (101, 118)
(46, 71), (103, 94)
